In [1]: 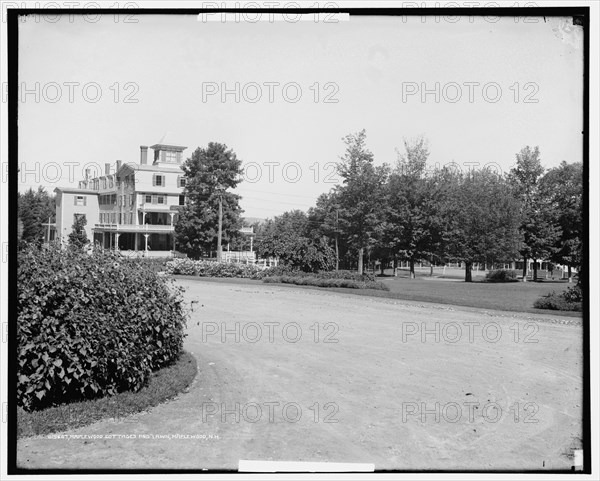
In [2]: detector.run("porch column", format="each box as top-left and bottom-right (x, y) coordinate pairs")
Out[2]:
(170, 212), (175, 225)
(250, 235), (253, 252)
(144, 233), (150, 254)
(115, 233), (120, 251)
(134, 233), (138, 251)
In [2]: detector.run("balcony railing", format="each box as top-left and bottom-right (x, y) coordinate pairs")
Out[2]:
(94, 223), (174, 232)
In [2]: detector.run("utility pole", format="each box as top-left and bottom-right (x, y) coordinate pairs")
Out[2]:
(216, 193), (223, 262)
(335, 208), (339, 271)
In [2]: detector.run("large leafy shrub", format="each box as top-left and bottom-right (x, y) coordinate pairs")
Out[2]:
(17, 245), (188, 411)
(485, 269), (518, 283)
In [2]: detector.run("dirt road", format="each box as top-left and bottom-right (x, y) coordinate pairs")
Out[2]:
(17, 279), (583, 471)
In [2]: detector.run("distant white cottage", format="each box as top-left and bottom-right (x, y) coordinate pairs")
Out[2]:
(53, 135), (188, 256)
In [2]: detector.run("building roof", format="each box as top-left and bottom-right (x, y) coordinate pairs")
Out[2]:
(54, 187), (98, 195)
(150, 132), (187, 151)
(119, 163), (184, 174)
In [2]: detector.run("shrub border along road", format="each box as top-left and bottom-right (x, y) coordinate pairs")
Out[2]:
(18, 351), (197, 438)
(172, 275), (582, 317)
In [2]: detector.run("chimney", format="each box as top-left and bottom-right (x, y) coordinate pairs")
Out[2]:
(140, 146), (148, 165)
(105, 163), (111, 175)
(116, 160), (122, 171)
(85, 168), (90, 181)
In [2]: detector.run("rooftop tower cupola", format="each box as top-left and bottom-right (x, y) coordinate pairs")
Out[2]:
(149, 132), (187, 167)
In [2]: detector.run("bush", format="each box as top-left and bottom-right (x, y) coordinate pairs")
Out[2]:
(534, 288), (583, 312)
(485, 269), (518, 283)
(254, 265), (298, 279)
(123, 256), (170, 273)
(165, 258), (263, 278)
(262, 274), (389, 291)
(257, 267), (376, 282)
(17, 245), (188, 412)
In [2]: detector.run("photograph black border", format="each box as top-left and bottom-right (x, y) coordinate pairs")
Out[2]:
(6, 5), (591, 475)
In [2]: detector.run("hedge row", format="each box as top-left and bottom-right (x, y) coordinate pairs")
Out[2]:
(262, 275), (389, 290)
(256, 267), (377, 282)
(17, 245), (188, 411)
(165, 258), (263, 278)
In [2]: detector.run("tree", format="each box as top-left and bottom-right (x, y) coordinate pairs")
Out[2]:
(175, 142), (244, 258)
(254, 210), (336, 272)
(68, 215), (89, 250)
(336, 130), (389, 273)
(508, 146), (557, 281)
(538, 161), (583, 283)
(444, 169), (522, 282)
(385, 136), (447, 279)
(18, 187), (55, 246)
(307, 190), (344, 270)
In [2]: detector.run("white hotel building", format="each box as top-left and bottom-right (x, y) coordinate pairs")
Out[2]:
(54, 137), (188, 256)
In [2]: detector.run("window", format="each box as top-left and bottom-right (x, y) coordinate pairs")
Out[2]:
(178, 176), (186, 188)
(145, 195), (152, 204)
(102, 178), (107, 189)
(154, 150), (160, 162)
(179, 195), (185, 206)
(111, 213), (116, 223)
(109, 177), (114, 188)
(157, 195), (165, 205)
(153, 174), (165, 187)
(74, 195), (86, 206)
(165, 151), (177, 163)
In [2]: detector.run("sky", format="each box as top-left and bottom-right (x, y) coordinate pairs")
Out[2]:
(16, 12), (584, 219)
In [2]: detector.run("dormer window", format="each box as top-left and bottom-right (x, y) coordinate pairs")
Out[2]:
(165, 151), (178, 163)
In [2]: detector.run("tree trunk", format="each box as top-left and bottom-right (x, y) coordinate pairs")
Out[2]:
(380, 260), (385, 277)
(358, 247), (363, 274)
(533, 259), (538, 281)
(522, 256), (528, 283)
(465, 261), (473, 282)
(430, 257), (434, 277)
(393, 256), (398, 277)
(568, 264), (572, 283)
(409, 258), (415, 279)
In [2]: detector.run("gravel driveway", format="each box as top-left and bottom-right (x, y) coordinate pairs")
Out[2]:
(17, 278), (583, 471)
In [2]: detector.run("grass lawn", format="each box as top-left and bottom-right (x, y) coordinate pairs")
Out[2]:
(18, 350), (197, 438)
(375, 276), (580, 316)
